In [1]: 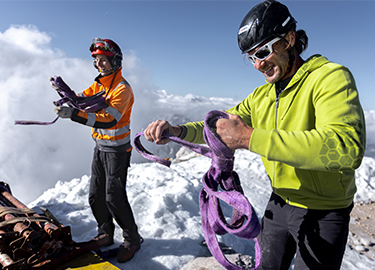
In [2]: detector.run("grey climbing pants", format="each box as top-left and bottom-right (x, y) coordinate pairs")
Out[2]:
(258, 192), (353, 270)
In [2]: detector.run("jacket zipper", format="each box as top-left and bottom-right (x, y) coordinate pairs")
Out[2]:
(273, 86), (295, 200)
(273, 87), (287, 194)
(273, 91), (280, 190)
(275, 96), (279, 129)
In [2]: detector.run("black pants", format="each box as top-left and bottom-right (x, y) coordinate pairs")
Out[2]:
(259, 193), (353, 270)
(89, 147), (139, 245)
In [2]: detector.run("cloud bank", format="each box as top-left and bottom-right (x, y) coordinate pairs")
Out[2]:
(0, 25), (239, 203)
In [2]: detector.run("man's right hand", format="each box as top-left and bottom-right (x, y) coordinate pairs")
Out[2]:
(143, 120), (181, 145)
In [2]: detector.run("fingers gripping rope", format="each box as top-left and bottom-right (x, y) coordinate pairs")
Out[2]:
(134, 110), (261, 270)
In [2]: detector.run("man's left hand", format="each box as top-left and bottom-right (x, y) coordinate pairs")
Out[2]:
(216, 112), (253, 151)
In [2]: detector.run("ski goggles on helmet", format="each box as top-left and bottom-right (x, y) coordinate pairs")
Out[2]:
(246, 37), (281, 64)
(89, 38), (118, 56)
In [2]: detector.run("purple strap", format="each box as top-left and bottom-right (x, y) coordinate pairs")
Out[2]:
(14, 116), (60, 126)
(51, 76), (108, 113)
(134, 110), (261, 269)
(15, 76), (108, 126)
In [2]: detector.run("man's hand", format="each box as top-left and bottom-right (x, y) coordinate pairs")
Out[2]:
(216, 112), (253, 151)
(144, 120), (181, 145)
(54, 106), (73, 119)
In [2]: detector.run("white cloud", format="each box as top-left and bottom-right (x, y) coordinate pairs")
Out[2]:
(0, 25), (153, 203)
(0, 24), (53, 55)
(0, 24), (240, 204)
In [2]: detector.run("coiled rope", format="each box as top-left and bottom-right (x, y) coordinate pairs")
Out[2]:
(134, 110), (261, 270)
(15, 76), (108, 125)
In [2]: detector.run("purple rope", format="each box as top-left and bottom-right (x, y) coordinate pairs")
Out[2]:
(14, 116), (59, 126)
(15, 76), (108, 126)
(134, 110), (261, 270)
(50, 76), (108, 113)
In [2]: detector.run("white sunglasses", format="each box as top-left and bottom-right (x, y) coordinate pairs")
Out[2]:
(246, 37), (281, 64)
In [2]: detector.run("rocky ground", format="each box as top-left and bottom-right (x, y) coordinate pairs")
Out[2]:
(348, 200), (375, 260)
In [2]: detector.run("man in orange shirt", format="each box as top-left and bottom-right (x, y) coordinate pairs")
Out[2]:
(54, 38), (141, 263)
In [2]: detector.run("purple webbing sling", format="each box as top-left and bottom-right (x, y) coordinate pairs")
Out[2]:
(15, 76), (108, 125)
(134, 110), (261, 270)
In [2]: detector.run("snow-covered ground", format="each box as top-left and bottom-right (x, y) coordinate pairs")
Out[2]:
(27, 112), (375, 270)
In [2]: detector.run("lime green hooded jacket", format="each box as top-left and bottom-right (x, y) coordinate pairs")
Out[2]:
(182, 55), (366, 210)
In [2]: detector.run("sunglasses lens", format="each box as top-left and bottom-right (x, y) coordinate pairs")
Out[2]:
(255, 48), (271, 60)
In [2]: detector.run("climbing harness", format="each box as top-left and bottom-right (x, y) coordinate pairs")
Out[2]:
(14, 76), (108, 125)
(134, 110), (261, 270)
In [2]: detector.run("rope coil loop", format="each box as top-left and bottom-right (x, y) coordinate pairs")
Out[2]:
(134, 110), (261, 269)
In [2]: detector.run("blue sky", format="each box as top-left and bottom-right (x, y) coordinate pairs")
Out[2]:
(1, 0), (374, 111)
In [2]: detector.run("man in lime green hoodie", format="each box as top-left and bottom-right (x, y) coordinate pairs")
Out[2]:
(143, 1), (366, 269)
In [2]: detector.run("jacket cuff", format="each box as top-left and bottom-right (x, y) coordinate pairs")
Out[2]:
(71, 108), (87, 125)
(178, 125), (187, 139)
